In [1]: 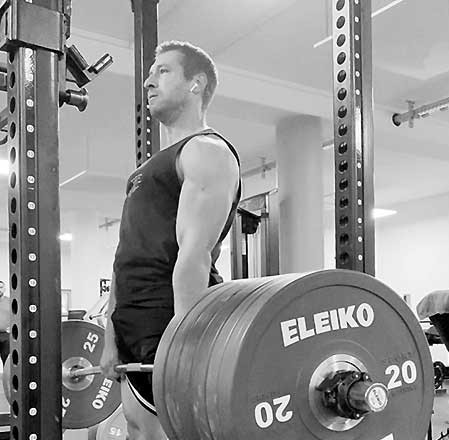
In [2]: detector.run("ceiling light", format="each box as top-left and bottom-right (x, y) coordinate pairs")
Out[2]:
(0, 161), (87, 186)
(59, 233), (73, 242)
(313, 0), (406, 49)
(373, 208), (397, 219)
(59, 170), (87, 188)
(313, 36), (333, 49)
(371, 0), (406, 18)
(0, 159), (8, 176)
(322, 140), (334, 150)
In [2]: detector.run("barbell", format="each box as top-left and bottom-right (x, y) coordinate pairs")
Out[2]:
(3, 322), (154, 429)
(2, 269), (435, 439)
(4, 320), (125, 429)
(67, 363), (153, 379)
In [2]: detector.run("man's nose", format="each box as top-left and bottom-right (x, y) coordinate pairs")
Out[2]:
(144, 73), (156, 89)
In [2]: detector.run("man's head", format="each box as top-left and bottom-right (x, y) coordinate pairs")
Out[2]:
(0, 281), (5, 298)
(144, 41), (218, 124)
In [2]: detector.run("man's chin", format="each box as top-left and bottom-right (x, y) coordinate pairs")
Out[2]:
(149, 113), (160, 122)
(151, 108), (174, 125)
(149, 107), (163, 122)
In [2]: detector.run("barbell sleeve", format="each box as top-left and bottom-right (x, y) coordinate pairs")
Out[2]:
(69, 363), (154, 378)
(115, 363), (154, 373)
(70, 365), (102, 378)
(88, 312), (107, 319)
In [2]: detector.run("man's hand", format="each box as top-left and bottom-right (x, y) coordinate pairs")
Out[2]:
(100, 339), (120, 380)
(101, 272), (120, 379)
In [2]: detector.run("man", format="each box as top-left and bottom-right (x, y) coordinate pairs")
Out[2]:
(100, 41), (241, 440)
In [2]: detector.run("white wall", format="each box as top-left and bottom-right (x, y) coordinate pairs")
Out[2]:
(61, 211), (119, 312)
(376, 215), (449, 308)
(376, 212), (449, 361)
(241, 167), (277, 200)
(325, 193), (449, 362)
(325, 192), (449, 308)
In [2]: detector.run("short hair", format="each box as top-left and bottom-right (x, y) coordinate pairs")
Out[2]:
(155, 41), (218, 111)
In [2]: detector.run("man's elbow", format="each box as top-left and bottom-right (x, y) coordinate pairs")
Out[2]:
(177, 241), (212, 267)
(178, 242), (211, 259)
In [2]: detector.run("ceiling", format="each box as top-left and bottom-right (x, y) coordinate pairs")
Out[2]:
(0, 0), (448, 234)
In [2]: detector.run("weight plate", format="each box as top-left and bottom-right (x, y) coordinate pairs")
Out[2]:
(177, 277), (281, 440)
(154, 281), (233, 439)
(155, 280), (252, 439)
(200, 276), (299, 439)
(171, 282), (247, 439)
(62, 320), (121, 429)
(155, 275), (297, 440)
(205, 274), (301, 438)
(209, 270), (433, 440)
(96, 405), (127, 440)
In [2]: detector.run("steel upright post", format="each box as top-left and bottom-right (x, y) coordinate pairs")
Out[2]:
(332, 0), (375, 275)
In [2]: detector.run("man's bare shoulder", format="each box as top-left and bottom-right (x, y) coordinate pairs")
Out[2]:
(181, 134), (238, 168)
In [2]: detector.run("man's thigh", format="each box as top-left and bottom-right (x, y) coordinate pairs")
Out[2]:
(120, 377), (167, 440)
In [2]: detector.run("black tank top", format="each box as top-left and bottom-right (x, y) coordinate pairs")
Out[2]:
(113, 129), (241, 309)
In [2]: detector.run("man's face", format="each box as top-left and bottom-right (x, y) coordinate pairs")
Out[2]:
(144, 50), (192, 123)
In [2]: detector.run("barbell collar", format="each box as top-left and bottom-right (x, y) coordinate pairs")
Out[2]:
(348, 380), (389, 413)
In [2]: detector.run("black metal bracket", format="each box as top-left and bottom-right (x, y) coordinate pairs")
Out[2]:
(60, 45), (113, 111)
(237, 208), (261, 235)
(0, 1), (112, 112)
(0, 0), (64, 53)
(65, 45), (113, 88)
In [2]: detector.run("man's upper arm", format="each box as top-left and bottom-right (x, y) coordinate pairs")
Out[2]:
(176, 136), (239, 252)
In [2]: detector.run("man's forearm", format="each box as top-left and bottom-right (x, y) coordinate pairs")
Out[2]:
(104, 273), (117, 345)
(172, 248), (211, 317)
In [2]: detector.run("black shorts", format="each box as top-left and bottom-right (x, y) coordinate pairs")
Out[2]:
(111, 305), (173, 415)
(125, 370), (157, 415)
(0, 332), (9, 365)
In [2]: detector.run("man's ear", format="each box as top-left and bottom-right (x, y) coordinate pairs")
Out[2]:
(193, 73), (208, 93)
